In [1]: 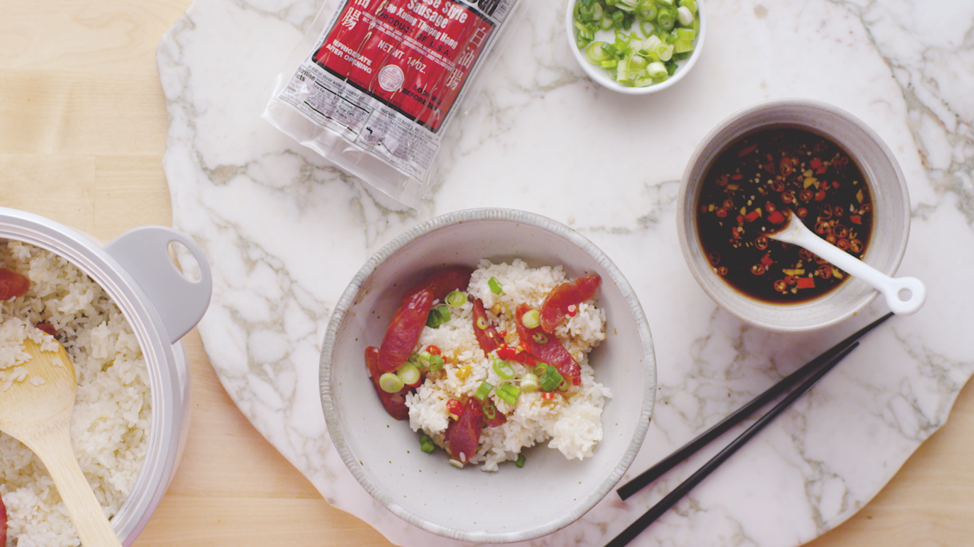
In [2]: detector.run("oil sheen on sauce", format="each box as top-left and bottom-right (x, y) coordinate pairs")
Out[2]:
(696, 127), (873, 303)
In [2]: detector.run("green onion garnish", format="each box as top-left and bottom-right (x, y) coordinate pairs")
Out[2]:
(426, 304), (451, 328)
(476, 316), (489, 330)
(427, 354), (445, 372)
(531, 332), (548, 345)
(520, 372), (540, 393)
(492, 359), (515, 380)
(515, 454), (526, 468)
(488, 276), (503, 295)
(497, 383), (521, 405)
(521, 309), (541, 329)
(474, 381), (493, 401)
(538, 366), (564, 393)
(445, 290), (467, 307)
(573, 0), (697, 87)
(483, 401), (498, 420)
(420, 434), (435, 454)
(533, 363), (549, 376)
(379, 372), (404, 393)
(397, 362), (420, 386)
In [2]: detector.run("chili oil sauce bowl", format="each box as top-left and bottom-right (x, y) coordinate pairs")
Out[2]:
(566, 0), (706, 95)
(320, 208), (656, 542)
(676, 99), (911, 332)
(0, 207), (212, 545)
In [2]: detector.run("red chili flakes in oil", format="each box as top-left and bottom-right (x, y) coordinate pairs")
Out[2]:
(696, 127), (873, 303)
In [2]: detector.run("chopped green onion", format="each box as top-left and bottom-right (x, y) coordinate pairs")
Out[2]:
(420, 434), (435, 454)
(483, 401), (498, 420)
(538, 366), (564, 393)
(426, 304), (451, 328)
(445, 290), (467, 307)
(488, 276), (503, 294)
(673, 38), (693, 54)
(427, 354), (445, 372)
(532, 332), (548, 344)
(656, 7), (675, 30)
(476, 316), (489, 330)
(533, 363), (549, 376)
(515, 453), (526, 468)
(397, 362), (421, 386)
(379, 372), (404, 393)
(647, 61), (668, 82)
(521, 372), (540, 393)
(586, 41), (609, 63)
(497, 383), (521, 405)
(676, 5), (694, 25)
(492, 359), (515, 380)
(474, 381), (493, 401)
(521, 309), (541, 329)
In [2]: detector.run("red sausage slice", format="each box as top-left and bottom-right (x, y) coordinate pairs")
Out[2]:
(365, 346), (410, 420)
(401, 266), (473, 303)
(378, 288), (433, 373)
(0, 268), (30, 300)
(445, 397), (483, 464)
(540, 274), (601, 333)
(470, 297), (502, 354)
(516, 303), (581, 386)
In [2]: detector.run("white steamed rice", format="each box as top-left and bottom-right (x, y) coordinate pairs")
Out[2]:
(0, 241), (150, 547)
(406, 259), (611, 471)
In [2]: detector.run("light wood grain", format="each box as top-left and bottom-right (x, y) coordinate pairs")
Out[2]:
(1, 1), (972, 545)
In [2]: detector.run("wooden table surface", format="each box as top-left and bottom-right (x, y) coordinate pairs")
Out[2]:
(3, 1), (973, 545)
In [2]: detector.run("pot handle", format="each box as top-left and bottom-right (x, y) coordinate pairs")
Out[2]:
(104, 226), (212, 344)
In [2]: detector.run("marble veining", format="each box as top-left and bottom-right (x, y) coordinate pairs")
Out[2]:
(157, 0), (974, 545)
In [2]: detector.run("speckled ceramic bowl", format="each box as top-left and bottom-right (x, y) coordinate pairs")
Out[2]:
(677, 99), (911, 332)
(320, 208), (655, 543)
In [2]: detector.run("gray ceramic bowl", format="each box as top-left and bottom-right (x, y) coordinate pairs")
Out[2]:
(677, 99), (911, 332)
(320, 208), (655, 543)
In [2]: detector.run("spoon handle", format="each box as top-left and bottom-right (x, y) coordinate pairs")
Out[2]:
(777, 219), (926, 315)
(26, 423), (124, 547)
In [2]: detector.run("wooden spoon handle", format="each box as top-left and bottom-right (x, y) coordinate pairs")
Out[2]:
(28, 425), (123, 547)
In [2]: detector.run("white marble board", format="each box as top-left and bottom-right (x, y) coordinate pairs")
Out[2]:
(156, 0), (974, 545)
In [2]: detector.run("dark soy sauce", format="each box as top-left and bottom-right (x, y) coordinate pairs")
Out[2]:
(696, 127), (873, 303)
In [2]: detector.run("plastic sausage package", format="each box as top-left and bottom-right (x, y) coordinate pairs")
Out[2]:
(263, 0), (523, 209)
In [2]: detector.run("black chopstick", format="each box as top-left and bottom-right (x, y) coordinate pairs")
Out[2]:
(605, 341), (861, 547)
(617, 311), (893, 501)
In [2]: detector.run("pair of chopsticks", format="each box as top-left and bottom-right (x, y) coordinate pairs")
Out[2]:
(606, 312), (894, 547)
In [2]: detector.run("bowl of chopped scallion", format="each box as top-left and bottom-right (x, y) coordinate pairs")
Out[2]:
(567, 0), (705, 94)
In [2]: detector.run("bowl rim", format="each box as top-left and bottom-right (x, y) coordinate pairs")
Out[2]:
(565, 0), (707, 95)
(320, 207), (657, 542)
(676, 98), (912, 331)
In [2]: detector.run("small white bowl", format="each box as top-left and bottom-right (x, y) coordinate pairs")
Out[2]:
(565, 0), (706, 95)
(320, 208), (656, 542)
(676, 99), (911, 332)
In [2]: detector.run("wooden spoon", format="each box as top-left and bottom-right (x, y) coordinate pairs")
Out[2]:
(0, 337), (123, 547)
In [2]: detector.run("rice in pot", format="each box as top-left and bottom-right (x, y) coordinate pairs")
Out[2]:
(405, 259), (611, 471)
(0, 241), (150, 547)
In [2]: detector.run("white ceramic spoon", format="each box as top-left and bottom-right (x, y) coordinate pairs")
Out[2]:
(769, 214), (926, 315)
(0, 337), (123, 547)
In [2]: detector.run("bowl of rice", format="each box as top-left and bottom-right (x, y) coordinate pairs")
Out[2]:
(0, 207), (212, 546)
(321, 208), (656, 542)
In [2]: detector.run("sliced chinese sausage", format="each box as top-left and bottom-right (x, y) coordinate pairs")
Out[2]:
(540, 274), (601, 333)
(378, 288), (434, 373)
(471, 297), (501, 354)
(365, 346), (410, 421)
(445, 397), (483, 465)
(401, 266), (473, 303)
(0, 268), (30, 300)
(516, 303), (581, 386)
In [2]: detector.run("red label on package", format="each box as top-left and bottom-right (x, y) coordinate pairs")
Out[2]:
(314, 0), (495, 132)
